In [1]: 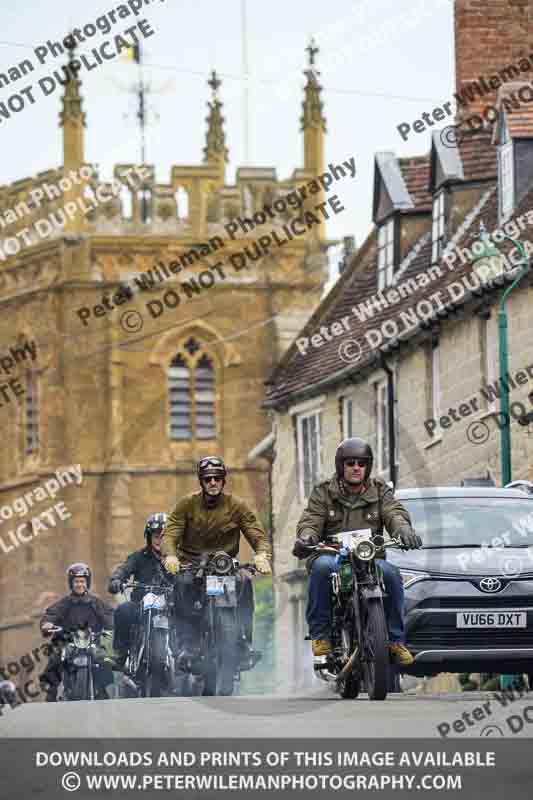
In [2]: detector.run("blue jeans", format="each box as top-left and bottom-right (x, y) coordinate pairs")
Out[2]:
(113, 601), (139, 652)
(305, 555), (405, 643)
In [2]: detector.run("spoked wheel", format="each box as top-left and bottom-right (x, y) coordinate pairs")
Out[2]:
(68, 667), (91, 701)
(362, 601), (389, 701)
(337, 625), (360, 699)
(143, 631), (167, 698)
(203, 608), (238, 697)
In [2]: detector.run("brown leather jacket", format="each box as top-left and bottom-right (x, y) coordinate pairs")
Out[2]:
(161, 491), (271, 562)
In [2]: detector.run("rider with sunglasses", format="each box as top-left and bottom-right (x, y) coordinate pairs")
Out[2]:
(292, 437), (421, 668)
(161, 457), (272, 664)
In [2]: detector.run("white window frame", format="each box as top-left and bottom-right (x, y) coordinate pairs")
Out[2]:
(342, 394), (356, 439)
(431, 344), (441, 424)
(431, 191), (446, 263)
(500, 140), (514, 220)
(375, 379), (389, 476)
(377, 218), (395, 291)
(295, 408), (322, 502)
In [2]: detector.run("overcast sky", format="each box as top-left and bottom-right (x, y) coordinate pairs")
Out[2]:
(1, 0), (455, 277)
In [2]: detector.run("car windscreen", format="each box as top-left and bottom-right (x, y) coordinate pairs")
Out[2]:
(401, 497), (533, 548)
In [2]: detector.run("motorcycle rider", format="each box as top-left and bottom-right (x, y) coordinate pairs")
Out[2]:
(107, 512), (171, 670)
(39, 563), (114, 701)
(161, 456), (272, 665)
(293, 437), (422, 668)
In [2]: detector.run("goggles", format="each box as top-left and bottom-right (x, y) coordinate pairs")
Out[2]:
(344, 458), (368, 468)
(199, 457), (225, 470)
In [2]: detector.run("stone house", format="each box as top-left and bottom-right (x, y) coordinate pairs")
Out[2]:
(264, 1), (533, 691)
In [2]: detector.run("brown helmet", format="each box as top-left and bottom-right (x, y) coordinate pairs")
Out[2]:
(335, 437), (373, 481)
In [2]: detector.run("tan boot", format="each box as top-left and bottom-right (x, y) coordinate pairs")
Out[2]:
(389, 643), (415, 666)
(311, 639), (332, 657)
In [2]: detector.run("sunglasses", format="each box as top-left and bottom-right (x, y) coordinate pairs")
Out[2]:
(344, 459), (368, 468)
(203, 476), (223, 484)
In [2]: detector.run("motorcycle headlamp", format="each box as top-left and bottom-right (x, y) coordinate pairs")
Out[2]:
(355, 539), (376, 561)
(212, 551), (233, 575)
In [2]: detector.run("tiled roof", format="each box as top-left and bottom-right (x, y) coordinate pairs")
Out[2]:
(264, 179), (533, 409)
(457, 130), (498, 182)
(398, 156), (432, 210)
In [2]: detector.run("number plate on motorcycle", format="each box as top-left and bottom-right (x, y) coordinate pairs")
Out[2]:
(153, 614), (169, 629)
(332, 529), (372, 548)
(73, 655), (88, 666)
(143, 592), (165, 610)
(206, 575), (237, 605)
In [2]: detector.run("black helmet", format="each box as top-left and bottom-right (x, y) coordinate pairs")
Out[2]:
(144, 512), (167, 544)
(335, 437), (373, 481)
(197, 456), (227, 482)
(67, 562), (91, 591)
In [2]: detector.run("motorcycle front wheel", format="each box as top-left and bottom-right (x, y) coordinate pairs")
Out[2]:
(143, 630), (167, 698)
(68, 667), (93, 701)
(203, 607), (238, 697)
(337, 621), (360, 700)
(361, 600), (389, 701)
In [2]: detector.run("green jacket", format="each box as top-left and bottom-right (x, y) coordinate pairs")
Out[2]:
(161, 491), (272, 562)
(296, 475), (412, 560)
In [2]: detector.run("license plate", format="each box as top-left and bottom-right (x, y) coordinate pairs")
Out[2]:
(206, 576), (236, 597)
(73, 655), (88, 666)
(456, 611), (527, 628)
(153, 614), (169, 629)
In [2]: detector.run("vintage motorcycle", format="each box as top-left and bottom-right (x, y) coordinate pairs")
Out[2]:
(47, 624), (111, 701)
(119, 581), (178, 698)
(175, 551), (260, 697)
(308, 530), (403, 701)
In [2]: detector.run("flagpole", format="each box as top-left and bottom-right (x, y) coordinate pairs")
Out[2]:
(241, 0), (250, 164)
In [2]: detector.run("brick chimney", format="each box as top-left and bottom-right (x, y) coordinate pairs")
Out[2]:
(455, 0), (533, 119)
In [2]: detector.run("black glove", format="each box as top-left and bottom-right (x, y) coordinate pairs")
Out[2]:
(292, 533), (319, 559)
(108, 578), (122, 595)
(396, 526), (422, 550)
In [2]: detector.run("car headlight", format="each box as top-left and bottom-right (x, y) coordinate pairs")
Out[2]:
(355, 540), (376, 561)
(399, 570), (431, 589)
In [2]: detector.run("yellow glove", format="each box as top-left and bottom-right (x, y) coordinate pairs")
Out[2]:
(254, 553), (272, 575)
(163, 555), (180, 574)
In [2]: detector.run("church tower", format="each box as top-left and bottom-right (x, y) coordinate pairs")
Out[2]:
(0, 43), (330, 670)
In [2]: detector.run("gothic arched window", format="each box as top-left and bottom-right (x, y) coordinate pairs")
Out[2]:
(168, 338), (216, 441)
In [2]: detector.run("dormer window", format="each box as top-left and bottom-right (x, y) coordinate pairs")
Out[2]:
(431, 191), (446, 263)
(499, 128), (514, 220)
(377, 217), (396, 290)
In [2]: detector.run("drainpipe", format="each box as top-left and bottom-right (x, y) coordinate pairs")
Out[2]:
(380, 354), (397, 487)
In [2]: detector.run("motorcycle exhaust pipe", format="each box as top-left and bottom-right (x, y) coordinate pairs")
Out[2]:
(335, 645), (359, 684)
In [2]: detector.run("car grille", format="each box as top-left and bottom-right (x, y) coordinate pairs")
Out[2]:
(409, 627), (533, 649)
(417, 596), (533, 609)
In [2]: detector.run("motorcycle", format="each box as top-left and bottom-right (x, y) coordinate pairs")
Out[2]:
(308, 530), (403, 701)
(119, 581), (178, 698)
(175, 551), (260, 697)
(46, 624), (110, 701)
